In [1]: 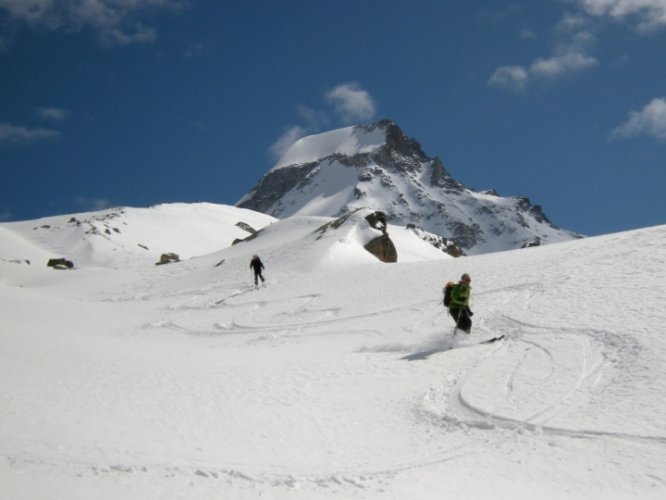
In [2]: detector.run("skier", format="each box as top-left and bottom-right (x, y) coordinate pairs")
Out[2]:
(250, 255), (265, 287)
(448, 273), (473, 333)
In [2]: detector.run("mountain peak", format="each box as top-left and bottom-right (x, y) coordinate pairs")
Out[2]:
(239, 121), (580, 254)
(272, 119), (398, 170)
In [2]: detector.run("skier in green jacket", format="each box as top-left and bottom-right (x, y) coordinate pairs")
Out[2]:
(449, 273), (473, 333)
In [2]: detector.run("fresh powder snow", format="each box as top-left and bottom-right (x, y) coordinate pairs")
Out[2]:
(1, 203), (665, 499)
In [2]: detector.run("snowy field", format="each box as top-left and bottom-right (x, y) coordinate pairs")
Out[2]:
(1, 205), (665, 499)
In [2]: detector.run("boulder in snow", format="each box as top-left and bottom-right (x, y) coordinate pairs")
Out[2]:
(47, 258), (74, 270)
(156, 253), (180, 266)
(364, 234), (397, 263)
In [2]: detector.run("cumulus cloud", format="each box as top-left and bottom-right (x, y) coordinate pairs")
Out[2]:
(488, 66), (529, 91)
(0, 0), (184, 47)
(489, 51), (598, 91)
(556, 11), (590, 33)
(530, 52), (599, 78)
(611, 97), (666, 142)
(575, 0), (666, 32)
(489, 10), (599, 91)
(269, 83), (378, 162)
(325, 82), (377, 123)
(0, 122), (60, 146)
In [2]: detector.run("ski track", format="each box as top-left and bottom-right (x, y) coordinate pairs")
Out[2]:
(111, 266), (655, 456)
(60, 270), (486, 483)
(142, 268), (660, 457)
(140, 276), (436, 339)
(7, 229), (665, 498)
(417, 276), (663, 451)
(2, 443), (475, 497)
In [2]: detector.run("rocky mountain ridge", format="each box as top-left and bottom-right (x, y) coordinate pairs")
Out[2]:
(238, 119), (580, 254)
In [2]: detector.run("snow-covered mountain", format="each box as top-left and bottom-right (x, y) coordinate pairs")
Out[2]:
(0, 203), (450, 272)
(238, 120), (581, 254)
(0, 203), (277, 269)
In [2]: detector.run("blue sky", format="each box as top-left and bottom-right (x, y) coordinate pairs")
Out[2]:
(1, 0), (664, 236)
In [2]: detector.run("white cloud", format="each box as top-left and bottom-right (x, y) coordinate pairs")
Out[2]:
(490, 2), (665, 93)
(575, 0), (666, 32)
(489, 10), (599, 91)
(325, 83), (377, 123)
(270, 125), (307, 161)
(0, 122), (60, 146)
(489, 51), (598, 91)
(36, 106), (70, 121)
(611, 97), (666, 142)
(269, 83), (376, 161)
(489, 66), (529, 91)
(0, 0), (184, 46)
(98, 24), (157, 47)
(556, 11), (590, 33)
(530, 51), (599, 78)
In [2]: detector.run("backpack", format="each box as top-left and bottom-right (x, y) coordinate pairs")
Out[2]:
(442, 281), (455, 307)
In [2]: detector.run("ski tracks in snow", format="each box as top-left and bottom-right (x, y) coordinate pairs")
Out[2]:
(417, 279), (666, 451)
(77, 256), (666, 495)
(132, 268), (433, 345)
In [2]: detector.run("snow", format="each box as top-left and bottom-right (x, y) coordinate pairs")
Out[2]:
(276, 160), (363, 219)
(1, 203), (665, 499)
(272, 126), (386, 170)
(0, 202), (276, 268)
(258, 128), (577, 254)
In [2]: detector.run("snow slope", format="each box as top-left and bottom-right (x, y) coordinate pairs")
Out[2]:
(271, 125), (386, 170)
(1, 205), (665, 499)
(0, 202), (276, 269)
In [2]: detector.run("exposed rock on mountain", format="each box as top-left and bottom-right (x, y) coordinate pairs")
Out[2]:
(313, 208), (399, 263)
(238, 120), (580, 254)
(406, 224), (465, 257)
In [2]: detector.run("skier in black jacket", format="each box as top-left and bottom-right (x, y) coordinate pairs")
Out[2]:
(250, 255), (265, 287)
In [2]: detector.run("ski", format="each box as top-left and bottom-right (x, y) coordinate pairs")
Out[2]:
(401, 334), (505, 361)
(479, 334), (505, 344)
